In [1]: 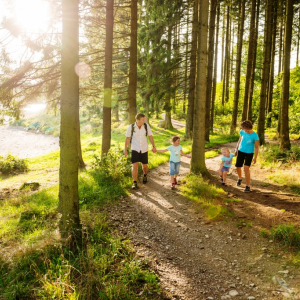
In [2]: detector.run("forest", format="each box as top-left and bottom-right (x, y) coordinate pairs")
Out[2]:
(1, 0), (300, 298)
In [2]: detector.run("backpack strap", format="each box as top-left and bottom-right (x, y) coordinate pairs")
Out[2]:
(130, 123), (148, 143)
(130, 123), (135, 144)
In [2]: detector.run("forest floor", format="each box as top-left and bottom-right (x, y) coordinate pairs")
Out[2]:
(105, 123), (300, 299)
(2, 124), (300, 299)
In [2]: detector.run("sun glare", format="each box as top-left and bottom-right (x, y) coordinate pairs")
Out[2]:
(12, 0), (51, 34)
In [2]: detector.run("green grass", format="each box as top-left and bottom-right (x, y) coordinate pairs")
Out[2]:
(269, 224), (300, 250)
(179, 174), (229, 219)
(0, 117), (242, 299)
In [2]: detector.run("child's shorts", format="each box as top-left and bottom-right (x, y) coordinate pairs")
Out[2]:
(221, 166), (230, 172)
(170, 161), (181, 175)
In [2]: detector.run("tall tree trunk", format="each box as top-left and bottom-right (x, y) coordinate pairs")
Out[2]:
(222, 5), (230, 107)
(211, 2), (220, 133)
(205, 0), (217, 142)
(183, 9), (189, 114)
(280, 0), (293, 150)
(242, 0), (256, 121)
(164, 24), (173, 129)
(230, 0), (245, 134)
(127, 0), (137, 124)
(257, 0), (272, 145)
(266, 0), (278, 128)
(225, 9), (231, 103)
(102, 0), (114, 157)
(221, 3), (225, 82)
(248, 0), (261, 121)
(59, 0), (82, 249)
(185, 0), (198, 139)
(297, 9), (300, 67)
(191, 0), (209, 175)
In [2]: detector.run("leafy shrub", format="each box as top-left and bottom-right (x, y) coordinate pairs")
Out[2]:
(260, 144), (300, 164)
(270, 224), (300, 250)
(93, 149), (132, 183)
(0, 154), (29, 175)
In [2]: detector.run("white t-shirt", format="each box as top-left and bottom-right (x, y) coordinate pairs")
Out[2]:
(125, 122), (153, 153)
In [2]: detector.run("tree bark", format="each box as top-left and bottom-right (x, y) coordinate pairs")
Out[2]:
(102, 0), (114, 157)
(280, 0), (293, 150)
(127, 0), (138, 124)
(205, 0), (217, 142)
(266, 0), (278, 128)
(257, 0), (272, 145)
(191, 0), (209, 175)
(222, 5), (230, 107)
(242, 0), (256, 121)
(185, 0), (198, 139)
(248, 0), (261, 121)
(211, 2), (220, 133)
(230, 0), (245, 134)
(59, 0), (82, 250)
(164, 24), (173, 129)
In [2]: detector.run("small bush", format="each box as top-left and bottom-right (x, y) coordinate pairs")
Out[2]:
(260, 144), (300, 164)
(93, 149), (132, 183)
(0, 154), (29, 175)
(270, 224), (300, 250)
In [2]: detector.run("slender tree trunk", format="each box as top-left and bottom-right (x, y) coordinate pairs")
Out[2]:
(211, 2), (220, 133)
(230, 0), (245, 134)
(278, 0), (284, 75)
(205, 0), (217, 142)
(186, 0), (198, 139)
(248, 0), (261, 121)
(225, 10), (231, 103)
(257, 0), (272, 145)
(77, 122), (85, 168)
(102, 0), (114, 157)
(222, 5), (230, 106)
(59, 0), (82, 249)
(183, 9), (189, 114)
(266, 0), (278, 128)
(221, 3), (225, 82)
(191, 0), (209, 175)
(242, 0), (256, 121)
(297, 9), (300, 67)
(280, 0), (293, 150)
(164, 24), (173, 129)
(127, 0), (137, 124)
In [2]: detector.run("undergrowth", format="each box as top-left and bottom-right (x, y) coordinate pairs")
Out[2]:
(0, 154), (28, 175)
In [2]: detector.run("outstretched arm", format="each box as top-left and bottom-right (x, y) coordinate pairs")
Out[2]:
(235, 136), (242, 156)
(181, 150), (191, 158)
(124, 137), (130, 156)
(148, 135), (156, 153)
(253, 140), (259, 164)
(156, 149), (168, 153)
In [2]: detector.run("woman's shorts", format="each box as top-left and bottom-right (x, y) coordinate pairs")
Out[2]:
(221, 166), (230, 172)
(170, 161), (181, 175)
(235, 150), (254, 167)
(131, 151), (148, 164)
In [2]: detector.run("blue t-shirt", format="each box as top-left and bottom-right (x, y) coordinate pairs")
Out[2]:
(167, 145), (182, 163)
(221, 153), (235, 167)
(238, 129), (259, 153)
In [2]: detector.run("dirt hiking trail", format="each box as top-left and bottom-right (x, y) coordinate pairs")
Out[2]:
(107, 144), (300, 299)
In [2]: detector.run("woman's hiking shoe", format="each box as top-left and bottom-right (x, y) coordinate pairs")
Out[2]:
(222, 182), (226, 186)
(143, 174), (147, 184)
(244, 186), (250, 192)
(174, 178), (177, 185)
(236, 178), (242, 186)
(132, 181), (138, 189)
(171, 183), (175, 190)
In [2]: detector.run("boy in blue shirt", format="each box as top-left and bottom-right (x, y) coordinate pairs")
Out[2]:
(218, 147), (235, 186)
(235, 120), (259, 192)
(156, 135), (191, 189)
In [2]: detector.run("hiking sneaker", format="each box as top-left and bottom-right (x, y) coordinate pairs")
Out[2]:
(143, 174), (148, 184)
(171, 183), (175, 190)
(174, 178), (178, 185)
(236, 178), (242, 186)
(132, 181), (138, 189)
(244, 186), (251, 192)
(222, 182), (226, 186)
